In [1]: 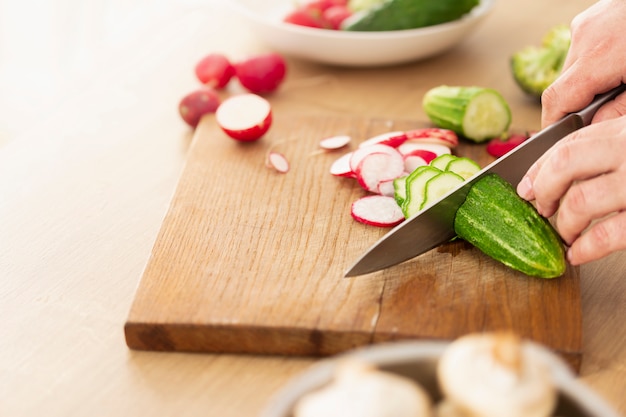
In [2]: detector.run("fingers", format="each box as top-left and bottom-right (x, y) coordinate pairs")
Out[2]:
(592, 91), (626, 122)
(567, 211), (626, 265)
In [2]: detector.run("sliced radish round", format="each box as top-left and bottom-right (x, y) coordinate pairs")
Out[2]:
(405, 128), (458, 147)
(351, 195), (405, 227)
(349, 143), (401, 173)
(404, 149), (438, 164)
(320, 134), (351, 150)
(329, 152), (356, 178)
(403, 154), (428, 173)
(397, 142), (451, 158)
(377, 178), (396, 197)
(358, 131), (407, 148)
(267, 151), (289, 173)
(216, 93), (272, 141)
(355, 151), (404, 193)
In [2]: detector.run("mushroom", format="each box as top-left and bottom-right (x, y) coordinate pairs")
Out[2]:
(293, 359), (433, 417)
(437, 332), (557, 417)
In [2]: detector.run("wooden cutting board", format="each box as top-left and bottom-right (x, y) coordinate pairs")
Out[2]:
(125, 113), (582, 371)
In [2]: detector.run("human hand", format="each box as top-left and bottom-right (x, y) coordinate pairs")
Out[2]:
(517, 117), (626, 265)
(541, 0), (626, 128)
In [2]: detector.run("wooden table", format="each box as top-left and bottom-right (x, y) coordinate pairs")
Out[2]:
(1, 0), (623, 416)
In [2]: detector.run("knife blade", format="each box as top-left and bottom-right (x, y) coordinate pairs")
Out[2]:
(345, 84), (626, 277)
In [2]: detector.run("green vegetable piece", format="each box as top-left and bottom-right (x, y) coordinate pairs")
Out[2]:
(343, 0), (480, 31)
(393, 175), (408, 206)
(401, 166), (441, 218)
(510, 25), (571, 98)
(419, 171), (464, 211)
(454, 173), (566, 278)
(348, 0), (385, 12)
(445, 156), (481, 179)
(430, 154), (457, 171)
(423, 85), (512, 143)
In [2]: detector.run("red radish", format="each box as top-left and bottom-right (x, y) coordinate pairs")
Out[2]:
(355, 151), (404, 193)
(323, 5), (352, 29)
(329, 152), (356, 178)
(267, 151), (290, 173)
(349, 143), (401, 173)
(284, 9), (328, 28)
(351, 195), (405, 227)
(397, 142), (451, 158)
(377, 179), (396, 197)
(235, 53), (287, 94)
(194, 53), (235, 89)
(178, 87), (221, 129)
(403, 154), (428, 172)
(216, 93), (272, 141)
(405, 128), (459, 147)
(358, 131), (407, 148)
(403, 149), (438, 164)
(320, 134), (351, 150)
(486, 133), (529, 158)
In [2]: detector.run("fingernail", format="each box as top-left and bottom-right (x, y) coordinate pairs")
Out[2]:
(517, 176), (533, 200)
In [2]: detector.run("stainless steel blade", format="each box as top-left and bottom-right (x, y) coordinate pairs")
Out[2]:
(345, 84), (626, 277)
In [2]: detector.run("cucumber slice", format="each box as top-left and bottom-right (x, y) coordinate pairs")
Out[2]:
(401, 166), (442, 218)
(445, 156), (481, 179)
(393, 175), (408, 206)
(430, 154), (457, 171)
(423, 86), (512, 143)
(420, 171), (465, 210)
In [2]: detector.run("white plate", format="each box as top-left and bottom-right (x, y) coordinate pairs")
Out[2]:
(229, 0), (495, 67)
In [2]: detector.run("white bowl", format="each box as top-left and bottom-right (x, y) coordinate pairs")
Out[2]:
(228, 0), (495, 67)
(260, 340), (622, 417)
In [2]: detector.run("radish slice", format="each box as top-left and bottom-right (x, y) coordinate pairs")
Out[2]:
(377, 179), (396, 197)
(320, 135), (351, 150)
(349, 143), (401, 173)
(216, 93), (272, 141)
(355, 151), (405, 193)
(329, 152), (356, 178)
(404, 149), (438, 164)
(267, 151), (290, 173)
(351, 195), (405, 227)
(397, 142), (451, 158)
(405, 128), (459, 147)
(358, 131), (407, 148)
(404, 154), (428, 173)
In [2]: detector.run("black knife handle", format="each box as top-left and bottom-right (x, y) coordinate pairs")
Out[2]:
(575, 84), (626, 125)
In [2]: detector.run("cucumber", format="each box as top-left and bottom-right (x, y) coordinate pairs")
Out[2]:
(401, 166), (441, 218)
(430, 154), (457, 171)
(342, 0), (479, 31)
(422, 86), (512, 143)
(454, 173), (566, 278)
(445, 156), (481, 179)
(393, 175), (408, 206)
(420, 171), (464, 211)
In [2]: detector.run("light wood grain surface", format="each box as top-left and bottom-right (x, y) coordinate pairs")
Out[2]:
(1, 1), (624, 416)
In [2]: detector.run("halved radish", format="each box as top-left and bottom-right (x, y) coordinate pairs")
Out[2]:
(397, 142), (451, 158)
(355, 151), (404, 193)
(351, 195), (405, 227)
(329, 152), (355, 178)
(320, 134), (351, 150)
(216, 93), (272, 141)
(267, 151), (290, 173)
(405, 128), (458, 147)
(358, 131), (407, 148)
(349, 143), (401, 173)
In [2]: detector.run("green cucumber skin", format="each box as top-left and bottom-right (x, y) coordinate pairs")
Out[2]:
(343, 0), (479, 31)
(454, 174), (566, 278)
(422, 86), (512, 143)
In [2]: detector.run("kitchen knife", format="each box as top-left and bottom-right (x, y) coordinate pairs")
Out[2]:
(345, 84), (626, 277)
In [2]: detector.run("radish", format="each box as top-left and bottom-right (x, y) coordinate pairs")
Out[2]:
(351, 195), (405, 227)
(358, 131), (407, 148)
(405, 128), (459, 147)
(486, 133), (529, 158)
(323, 5), (353, 29)
(403, 154), (428, 172)
(216, 93), (272, 141)
(377, 179), (396, 197)
(320, 134), (351, 150)
(397, 142), (451, 158)
(349, 143), (402, 173)
(329, 152), (356, 178)
(178, 87), (221, 129)
(235, 53), (287, 94)
(403, 149), (438, 164)
(267, 151), (290, 173)
(194, 53), (235, 89)
(355, 151), (404, 193)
